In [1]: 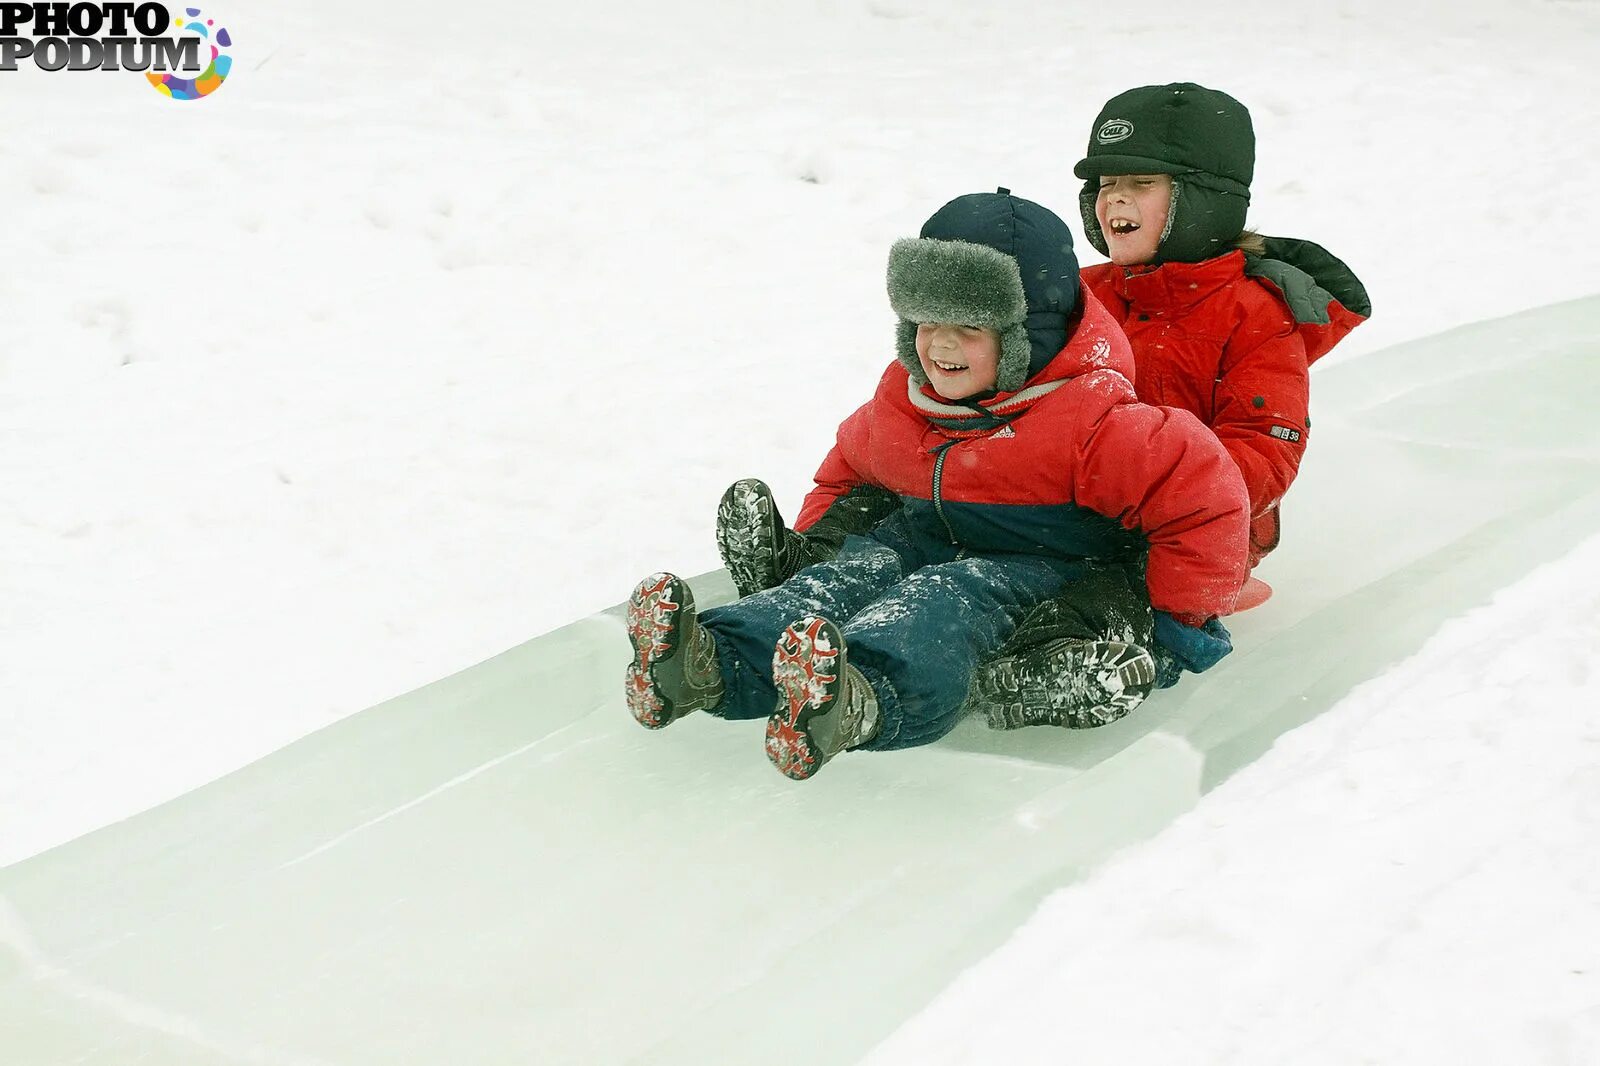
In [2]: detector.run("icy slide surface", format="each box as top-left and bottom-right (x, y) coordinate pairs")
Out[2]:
(3, 297), (1599, 1064)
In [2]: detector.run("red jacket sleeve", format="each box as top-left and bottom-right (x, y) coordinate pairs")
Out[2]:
(1073, 397), (1250, 623)
(795, 405), (871, 530)
(1212, 295), (1312, 518)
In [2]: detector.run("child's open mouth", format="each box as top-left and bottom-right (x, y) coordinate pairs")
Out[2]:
(932, 360), (968, 373)
(1108, 218), (1140, 235)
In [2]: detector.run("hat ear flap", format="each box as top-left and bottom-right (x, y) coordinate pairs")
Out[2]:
(995, 323), (1033, 393)
(1155, 175), (1248, 263)
(896, 319), (927, 384)
(1079, 180), (1109, 258)
(1150, 177), (1182, 264)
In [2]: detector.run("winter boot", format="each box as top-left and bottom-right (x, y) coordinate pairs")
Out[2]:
(716, 479), (904, 598)
(624, 573), (724, 729)
(715, 479), (795, 599)
(766, 616), (880, 780)
(971, 638), (1156, 730)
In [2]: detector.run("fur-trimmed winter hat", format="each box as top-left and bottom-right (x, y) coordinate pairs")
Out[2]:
(887, 190), (1079, 394)
(1073, 82), (1255, 264)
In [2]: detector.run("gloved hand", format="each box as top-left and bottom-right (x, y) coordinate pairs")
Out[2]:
(1150, 612), (1233, 689)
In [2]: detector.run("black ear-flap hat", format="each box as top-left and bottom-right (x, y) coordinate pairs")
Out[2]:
(1073, 83), (1255, 264)
(887, 190), (1080, 393)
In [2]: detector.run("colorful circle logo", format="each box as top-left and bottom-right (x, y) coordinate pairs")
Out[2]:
(148, 7), (231, 100)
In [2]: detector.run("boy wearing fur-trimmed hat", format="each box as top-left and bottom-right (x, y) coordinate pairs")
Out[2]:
(624, 190), (1249, 780)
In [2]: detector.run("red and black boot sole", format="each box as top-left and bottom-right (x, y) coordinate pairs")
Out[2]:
(624, 572), (717, 729)
(766, 616), (849, 780)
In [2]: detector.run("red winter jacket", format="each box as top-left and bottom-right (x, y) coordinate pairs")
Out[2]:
(797, 291), (1249, 624)
(1082, 244), (1368, 567)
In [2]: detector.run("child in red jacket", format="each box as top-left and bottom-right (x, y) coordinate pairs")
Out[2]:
(715, 84), (1369, 729)
(627, 190), (1248, 780)
(1075, 81), (1369, 573)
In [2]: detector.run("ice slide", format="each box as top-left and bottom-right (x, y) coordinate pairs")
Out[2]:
(4, 296), (1599, 1065)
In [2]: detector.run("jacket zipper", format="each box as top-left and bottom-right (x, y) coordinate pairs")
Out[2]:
(931, 440), (959, 544)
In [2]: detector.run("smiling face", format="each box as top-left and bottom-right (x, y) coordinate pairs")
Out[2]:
(1095, 173), (1174, 266)
(914, 322), (1001, 400)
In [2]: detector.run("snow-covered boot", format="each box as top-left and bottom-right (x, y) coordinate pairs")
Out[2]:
(972, 638), (1156, 730)
(766, 616), (880, 780)
(716, 479), (904, 598)
(715, 479), (795, 599)
(624, 573), (725, 729)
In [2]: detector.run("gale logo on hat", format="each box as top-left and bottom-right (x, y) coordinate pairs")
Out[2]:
(0, 2), (234, 101)
(1096, 119), (1134, 145)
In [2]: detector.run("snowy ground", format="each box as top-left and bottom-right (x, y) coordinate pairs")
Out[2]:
(3, 0), (1600, 1060)
(869, 532), (1600, 1065)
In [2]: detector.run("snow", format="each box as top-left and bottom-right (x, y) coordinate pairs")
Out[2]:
(867, 532), (1600, 1065)
(2, 0), (1599, 1060)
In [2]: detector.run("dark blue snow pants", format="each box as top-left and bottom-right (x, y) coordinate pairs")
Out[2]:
(699, 512), (1082, 750)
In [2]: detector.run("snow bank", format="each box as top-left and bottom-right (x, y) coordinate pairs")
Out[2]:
(868, 534), (1600, 1066)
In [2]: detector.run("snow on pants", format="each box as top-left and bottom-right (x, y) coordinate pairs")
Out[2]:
(698, 518), (1082, 750)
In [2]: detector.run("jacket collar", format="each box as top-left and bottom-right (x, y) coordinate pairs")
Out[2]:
(909, 377), (1067, 434)
(1109, 250), (1245, 313)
